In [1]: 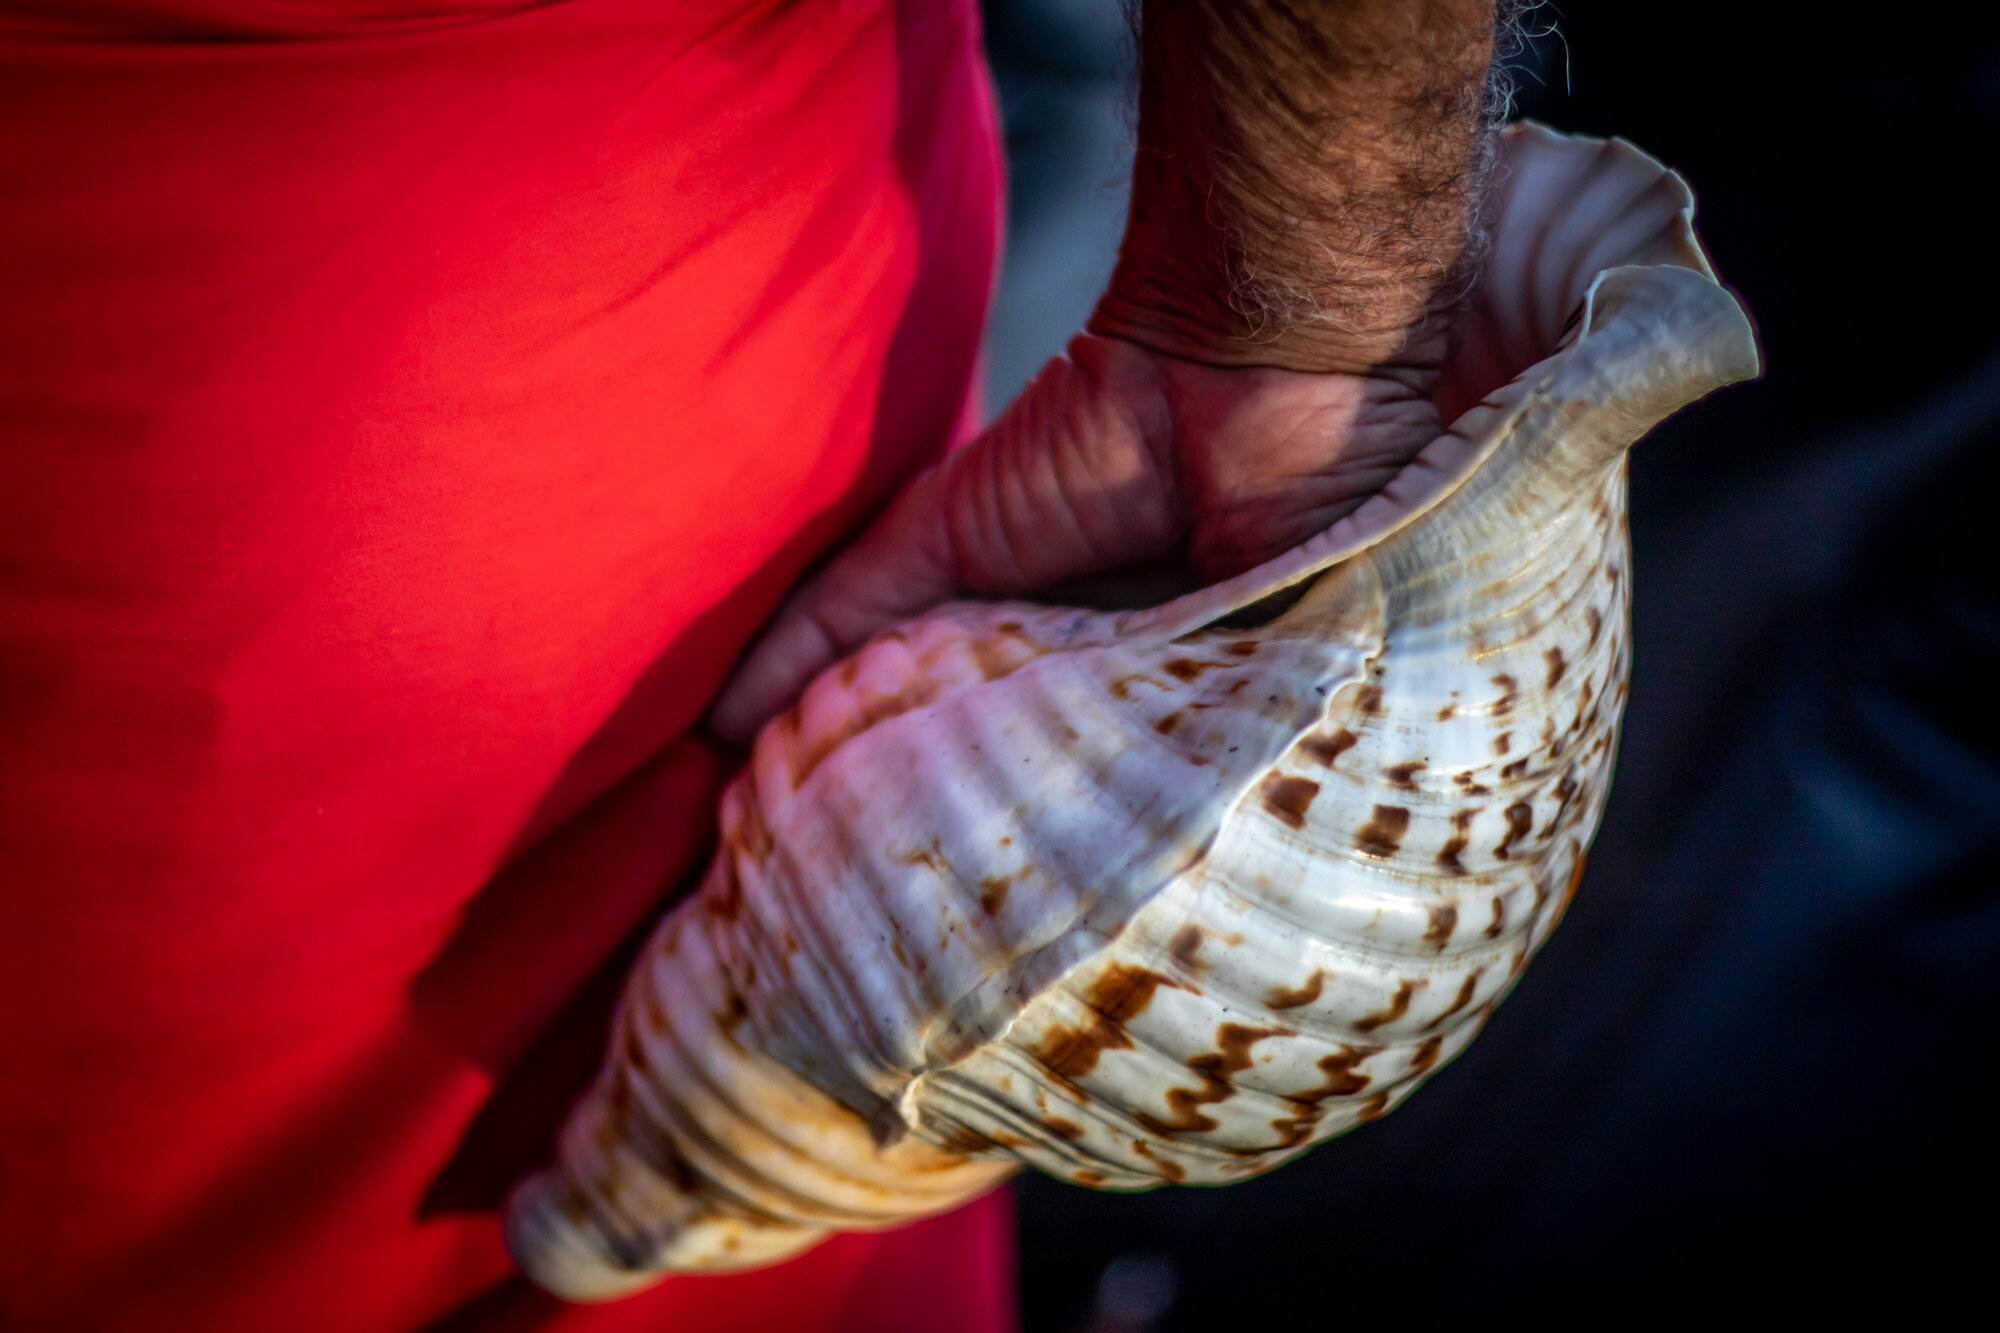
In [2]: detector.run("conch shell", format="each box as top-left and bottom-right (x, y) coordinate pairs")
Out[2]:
(506, 123), (1760, 1300)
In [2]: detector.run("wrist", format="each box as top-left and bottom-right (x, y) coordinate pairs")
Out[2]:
(1098, 0), (1494, 383)
(1087, 97), (1468, 383)
(1088, 259), (1455, 384)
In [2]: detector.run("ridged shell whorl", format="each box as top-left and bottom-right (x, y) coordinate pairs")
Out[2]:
(506, 123), (1761, 1300)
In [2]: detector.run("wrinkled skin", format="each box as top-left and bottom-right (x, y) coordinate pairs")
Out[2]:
(710, 338), (1439, 740)
(711, 0), (1495, 740)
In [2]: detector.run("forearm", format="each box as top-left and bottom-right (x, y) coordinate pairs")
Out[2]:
(1090, 0), (1499, 378)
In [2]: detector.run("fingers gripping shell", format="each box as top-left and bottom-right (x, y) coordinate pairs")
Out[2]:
(506, 124), (1761, 1300)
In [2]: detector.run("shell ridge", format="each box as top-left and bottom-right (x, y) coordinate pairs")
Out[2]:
(633, 924), (949, 1222)
(903, 633), (1391, 1135)
(725, 608), (1383, 1130)
(915, 623), (1384, 1068)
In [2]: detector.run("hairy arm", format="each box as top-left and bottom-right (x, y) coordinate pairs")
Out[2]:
(711, 0), (1502, 739)
(1096, 0), (1497, 378)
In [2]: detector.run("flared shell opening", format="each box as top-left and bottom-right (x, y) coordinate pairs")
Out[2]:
(1115, 121), (1757, 644)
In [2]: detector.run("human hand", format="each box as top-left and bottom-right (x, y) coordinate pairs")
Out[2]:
(708, 337), (1440, 740)
(710, 0), (1498, 742)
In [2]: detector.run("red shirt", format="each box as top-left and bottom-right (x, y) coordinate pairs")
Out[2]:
(0, 2), (1010, 1328)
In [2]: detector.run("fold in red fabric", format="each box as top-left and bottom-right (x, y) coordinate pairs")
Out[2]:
(0, 2), (1010, 1328)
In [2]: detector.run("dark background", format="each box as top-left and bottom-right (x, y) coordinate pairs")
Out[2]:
(979, 3), (2000, 1326)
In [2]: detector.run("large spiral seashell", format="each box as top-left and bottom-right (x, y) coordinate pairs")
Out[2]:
(506, 123), (1761, 1300)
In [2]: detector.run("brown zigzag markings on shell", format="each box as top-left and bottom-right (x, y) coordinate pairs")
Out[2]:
(505, 122), (1762, 1302)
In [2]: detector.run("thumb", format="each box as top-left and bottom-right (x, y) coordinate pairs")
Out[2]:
(707, 336), (1181, 742)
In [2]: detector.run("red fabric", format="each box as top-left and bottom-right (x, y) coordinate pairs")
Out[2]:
(0, 2), (1009, 1329)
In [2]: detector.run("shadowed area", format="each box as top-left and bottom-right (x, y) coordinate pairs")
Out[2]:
(986, 1), (2000, 1326)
